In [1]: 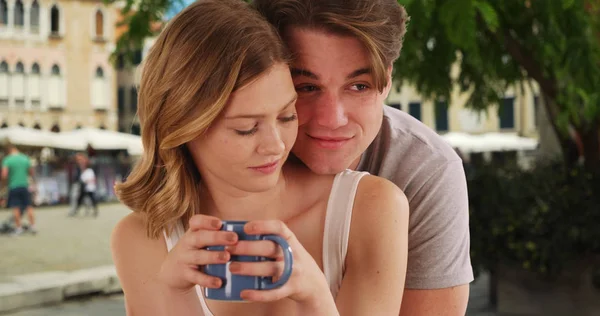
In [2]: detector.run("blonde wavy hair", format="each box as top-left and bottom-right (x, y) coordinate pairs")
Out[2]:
(116, 0), (290, 239)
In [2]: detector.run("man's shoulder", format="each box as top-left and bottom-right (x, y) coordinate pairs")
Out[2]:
(360, 106), (461, 183)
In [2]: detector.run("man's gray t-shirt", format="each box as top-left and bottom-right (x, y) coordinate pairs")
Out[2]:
(356, 106), (474, 289)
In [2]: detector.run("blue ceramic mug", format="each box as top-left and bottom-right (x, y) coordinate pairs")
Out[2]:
(203, 220), (293, 301)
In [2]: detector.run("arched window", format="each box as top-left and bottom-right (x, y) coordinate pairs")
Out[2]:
(0, 0), (7, 26)
(30, 63), (41, 108)
(1, 121), (7, 128)
(95, 10), (104, 38)
(0, 60), (8, 107)
(33, 123), (41, 130)
(18, 122), (25, 127)
(14, 0), (24, 27)
(95, 67), (104, 78)
(13, 61), (25, 106)
(99, 124), (106, 130)
(92, 66), (107, 109)
(30, 0), (40, 32)
(50, 5), (60, 34)
(51, 64), (60, 75)
(49, 64), (63, 107)
(50, 123), (60, 133)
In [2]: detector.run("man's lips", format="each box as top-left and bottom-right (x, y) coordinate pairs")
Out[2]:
(307, 135), (353, 149)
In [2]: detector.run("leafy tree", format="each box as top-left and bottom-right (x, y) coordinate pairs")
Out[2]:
(112, 0), (600, 169)
(396, 0), (600, 169)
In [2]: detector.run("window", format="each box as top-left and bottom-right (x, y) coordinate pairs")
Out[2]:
(0, 61), (8, 107)
(51, 124), (60, 132)
(130, 87), (138, 113)
(33, 123), (41, 129)
(409, 102), (422, 121)
(389, 103), (401, 111)
(18, 122), (25, 127)
(51, 64), (60, 75)
(0, 121), (7, 128)
(30, 1), (40, 32)
(92, 66), (107, 109)
(14, 0), (24, 27)
(0, 0), (7, 26)
(99, 124), (106, 130)
(117, 87), (125, 114)
(435, 100), (449, 132)
(95, 10), (104, 38)
(499, 97), (515, 129)
(13, 62), (25, 106)
(50, 5), (60, 34)
(30, 63), (41, 108)
(75, 124), (82, 129)
(48, 64), (63, 107)
(132, 50), (143, 65)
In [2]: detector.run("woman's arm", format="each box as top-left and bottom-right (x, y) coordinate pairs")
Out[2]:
(110, 213), (205, 316)
(335, 175), (409, 315)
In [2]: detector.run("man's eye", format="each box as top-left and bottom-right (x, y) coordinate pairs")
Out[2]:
(296, 85), (319, 92)
(351, 84), (369, 91)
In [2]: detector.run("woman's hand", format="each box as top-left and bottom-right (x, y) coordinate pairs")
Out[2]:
(157, 214), (237, 293)
(226, 220), (335, 309)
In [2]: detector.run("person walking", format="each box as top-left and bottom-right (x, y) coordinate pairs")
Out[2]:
(1, 144), (36, 235)
(68, 154), (99, 217)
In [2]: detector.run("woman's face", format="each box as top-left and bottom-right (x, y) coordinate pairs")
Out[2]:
(187, 63), (298, 194)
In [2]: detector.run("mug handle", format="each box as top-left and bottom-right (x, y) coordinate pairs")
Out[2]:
(260, 234), (293, 290)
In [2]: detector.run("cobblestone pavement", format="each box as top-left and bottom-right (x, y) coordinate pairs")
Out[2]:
(0, 202), (130, 281)
(0, 203), (496, 315)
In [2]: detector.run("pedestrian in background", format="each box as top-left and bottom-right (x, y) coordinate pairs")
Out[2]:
(68, 153), (99, 217)
(1, 144), (36, 235)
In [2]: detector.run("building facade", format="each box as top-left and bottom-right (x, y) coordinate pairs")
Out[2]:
(386, 63), (540, 139)
(0, 0), (117, 132)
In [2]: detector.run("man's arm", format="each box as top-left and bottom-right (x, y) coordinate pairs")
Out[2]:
(400, 286), (469, 316)
(2, 166), (8, 180)
(400, 159), (473, 315)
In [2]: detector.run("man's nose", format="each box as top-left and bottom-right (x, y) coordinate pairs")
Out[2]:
(314, 92), (348, 129)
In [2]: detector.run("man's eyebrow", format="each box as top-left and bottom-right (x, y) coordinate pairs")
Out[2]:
(290, 67), (371, 80)
(225, 95), (298, 119)
(347, 68), (371, 79)
(290, 68), (318, 80)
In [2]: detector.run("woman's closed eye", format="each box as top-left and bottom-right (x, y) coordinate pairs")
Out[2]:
(234, 114), (297, 136)
(235, 124), (258, 136)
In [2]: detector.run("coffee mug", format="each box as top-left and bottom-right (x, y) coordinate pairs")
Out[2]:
(203, 220), (293, 301)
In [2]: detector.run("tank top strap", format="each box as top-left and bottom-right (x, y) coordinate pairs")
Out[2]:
(322, 169), (369, 299)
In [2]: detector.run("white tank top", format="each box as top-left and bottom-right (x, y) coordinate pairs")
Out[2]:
(163, 170), (368, 316)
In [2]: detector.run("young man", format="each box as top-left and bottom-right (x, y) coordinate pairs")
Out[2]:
(254, 1), (473, 314)
(2, 145), (36, 235)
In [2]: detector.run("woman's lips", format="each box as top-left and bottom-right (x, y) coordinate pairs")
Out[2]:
(249, 160), (280, 174)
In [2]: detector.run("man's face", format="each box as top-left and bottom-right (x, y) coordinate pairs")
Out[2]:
(285, 27), (391, 174)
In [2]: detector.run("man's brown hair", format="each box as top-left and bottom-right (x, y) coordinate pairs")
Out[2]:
(253, 0), (409, 92)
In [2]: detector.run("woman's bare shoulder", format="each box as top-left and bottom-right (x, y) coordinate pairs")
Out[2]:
(353, 174), (409, 224)
(111, 211), (167, 267)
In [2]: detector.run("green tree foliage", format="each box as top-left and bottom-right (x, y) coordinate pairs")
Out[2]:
(396, 0), (600, 168)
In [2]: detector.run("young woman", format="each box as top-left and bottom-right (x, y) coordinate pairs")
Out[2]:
(110, 1), (409, 315)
